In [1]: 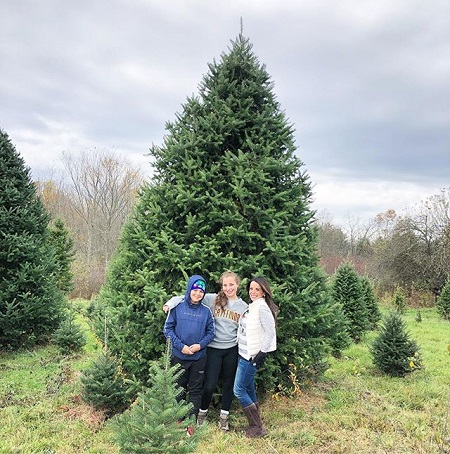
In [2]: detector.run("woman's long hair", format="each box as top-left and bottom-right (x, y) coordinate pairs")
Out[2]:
(246, 276), (279, 322)
(214, 271), (241, 310)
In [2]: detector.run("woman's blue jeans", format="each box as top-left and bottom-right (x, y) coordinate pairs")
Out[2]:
(233, 356), (257, 408)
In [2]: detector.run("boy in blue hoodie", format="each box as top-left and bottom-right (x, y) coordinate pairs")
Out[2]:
(163, 274), (215, 426)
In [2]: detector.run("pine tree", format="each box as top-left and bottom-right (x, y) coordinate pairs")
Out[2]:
(327, 300), (352, 358)
(392, 287), (406, 314)
(52, 310), (87, 355)
(370, 312), (422, 377)
(360, 275), (381, 330)
(0, 129), (65, 348)
(48, 219), (75, 294)
(111, 339), (201, 453)
(436, 274), (450, 320)
(96, 35), (348, 390)
(331, 262), (369, 342)
(81, 351), (131, 417)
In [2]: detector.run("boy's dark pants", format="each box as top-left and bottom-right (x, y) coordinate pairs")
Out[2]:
(171, 355), (207, 417)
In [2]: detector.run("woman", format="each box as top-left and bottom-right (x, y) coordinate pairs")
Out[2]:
(163, 271), (247, 430)
(233, 276), (278, 438)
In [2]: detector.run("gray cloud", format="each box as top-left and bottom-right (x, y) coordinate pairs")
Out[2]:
(1, 0), (449, 225)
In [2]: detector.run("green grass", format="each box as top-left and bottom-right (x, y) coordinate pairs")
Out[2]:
(1, 304), (449, 453)
(0, 300), (118, 454)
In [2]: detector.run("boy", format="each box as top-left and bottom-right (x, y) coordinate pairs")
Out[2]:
(163, 274), (215, 431)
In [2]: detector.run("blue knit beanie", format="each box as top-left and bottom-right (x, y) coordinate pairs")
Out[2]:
(184, 274), (207, 302)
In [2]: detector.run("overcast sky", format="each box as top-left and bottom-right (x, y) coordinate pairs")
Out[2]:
(1, 0), (449, 226)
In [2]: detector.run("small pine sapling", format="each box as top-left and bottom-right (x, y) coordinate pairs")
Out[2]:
(52, 311), (86, 355)
(393, 287), (407, 314)
(110, 339), (203, 453)
(370, 312), (422, 377)
(81, 351), (132, 417)
(360, 275), (382, 330)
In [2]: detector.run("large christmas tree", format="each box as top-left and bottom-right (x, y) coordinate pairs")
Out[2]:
(97, 35), (347, 390)
(0, 129), (65, 348)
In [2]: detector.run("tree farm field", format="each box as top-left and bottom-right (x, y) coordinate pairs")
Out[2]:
(0, 304), (448, 454)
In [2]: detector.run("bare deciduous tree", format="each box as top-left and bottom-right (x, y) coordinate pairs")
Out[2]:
(369, 190), (450, 298)
(403, 189), (450, 296)
(342, 214), (377, 257)
(315, 211), (349, 274)
(62, 149), (143, 267)
(37, 149), (144, 297)
(372, 209), (398, 240)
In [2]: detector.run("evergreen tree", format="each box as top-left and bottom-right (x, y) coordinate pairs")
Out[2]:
(111, 340), (201, 453)
(81, 351), (131, 417)
(331, 262), (369, 342)
(360, 275), (382, 330)
(436, 274), (450, 320)
(0, 129), (65, 348)
(392, 287), (406, 314)
(327, 300), (352, 358)
(415, 310), (422, 323)
(52, 310), (87, 355)
(96, 35), (348, 391)
(370, 312), (422, 377)
(48, 219), (75, 294)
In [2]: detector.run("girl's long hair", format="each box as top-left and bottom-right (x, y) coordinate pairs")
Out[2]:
(214, 270), (241, 310)
(246, 276), (279, 322)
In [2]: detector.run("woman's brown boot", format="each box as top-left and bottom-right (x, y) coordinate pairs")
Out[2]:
(242, 403), (267, 438)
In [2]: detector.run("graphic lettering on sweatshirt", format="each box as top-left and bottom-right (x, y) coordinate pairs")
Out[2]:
(213, 307), (241, 323)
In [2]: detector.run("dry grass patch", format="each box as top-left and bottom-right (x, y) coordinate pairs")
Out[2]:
(58, 397), (107, 431)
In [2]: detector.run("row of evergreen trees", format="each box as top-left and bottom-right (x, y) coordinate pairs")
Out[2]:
(0, 131), (75, 348)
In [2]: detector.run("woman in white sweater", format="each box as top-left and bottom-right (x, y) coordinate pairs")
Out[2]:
(233, 276), (278, 438)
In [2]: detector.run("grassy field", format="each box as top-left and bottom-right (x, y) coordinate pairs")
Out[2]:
(0, 305), (449, 453)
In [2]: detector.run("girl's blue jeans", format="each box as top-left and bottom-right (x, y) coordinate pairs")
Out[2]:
(233, 356), (257, 408)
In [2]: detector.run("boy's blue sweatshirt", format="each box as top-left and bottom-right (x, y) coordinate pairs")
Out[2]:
(163, 275), (215, 361)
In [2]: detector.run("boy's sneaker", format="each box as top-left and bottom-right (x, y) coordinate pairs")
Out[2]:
(186, 425), (195, 437)
(218, 415), (229, 431)
(197, 411), (207, 426)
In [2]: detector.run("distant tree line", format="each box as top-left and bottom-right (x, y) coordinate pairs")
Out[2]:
(317, 191), (450, 303)
(33, 150), (450, 304)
